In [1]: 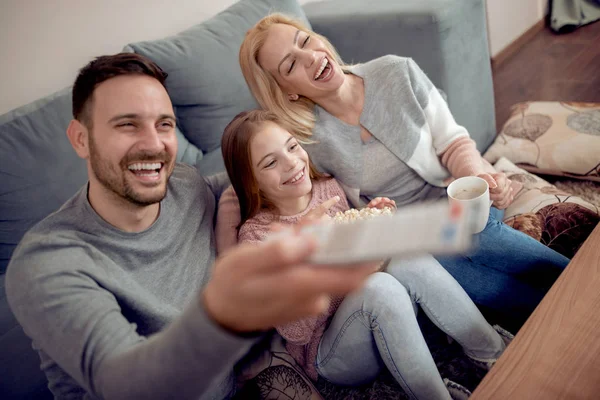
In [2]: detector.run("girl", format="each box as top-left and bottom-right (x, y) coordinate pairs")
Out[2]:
(228, 13), (570, 325)
(220, 109), (512, 400)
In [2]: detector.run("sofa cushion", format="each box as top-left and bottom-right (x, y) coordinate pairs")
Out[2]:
(124, 0), (310, 157)
(176, 125), (204, 166)
(484, 102), (600, 182)
(495, 157), (599, 259)
(0, 88), (87, 275)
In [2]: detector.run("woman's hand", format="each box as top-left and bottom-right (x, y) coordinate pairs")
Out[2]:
(367, 197), (396, 210)
(477, 173), (514, 209)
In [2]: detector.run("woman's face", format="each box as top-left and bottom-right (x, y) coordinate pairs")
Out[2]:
(250, 121), (312, 205)
(257, 23), (345, 100)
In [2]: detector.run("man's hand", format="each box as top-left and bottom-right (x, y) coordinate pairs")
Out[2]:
(202, 232), (374, 333)
(478, 172), (514, 209)
(367, 197), (396, 210)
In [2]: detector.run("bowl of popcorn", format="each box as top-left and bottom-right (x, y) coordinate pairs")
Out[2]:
(333, 207), (395, 224)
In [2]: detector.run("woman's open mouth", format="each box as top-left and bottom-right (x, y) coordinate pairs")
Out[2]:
(314, 58), (333, 81)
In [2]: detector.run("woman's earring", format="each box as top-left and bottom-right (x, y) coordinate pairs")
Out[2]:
(288, 94), (299, 101)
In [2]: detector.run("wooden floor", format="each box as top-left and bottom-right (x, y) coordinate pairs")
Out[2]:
(492, 21), (600, 133)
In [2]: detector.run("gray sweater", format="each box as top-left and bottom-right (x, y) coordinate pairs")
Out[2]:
(304, 55), (469, 207)
(360, 135), (446, 207)
(6, 163), (256, 400)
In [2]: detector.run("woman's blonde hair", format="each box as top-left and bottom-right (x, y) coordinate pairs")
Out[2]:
(239, 13), (348, 142)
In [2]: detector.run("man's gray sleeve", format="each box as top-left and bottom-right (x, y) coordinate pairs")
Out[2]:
(6, 243), (256, 400)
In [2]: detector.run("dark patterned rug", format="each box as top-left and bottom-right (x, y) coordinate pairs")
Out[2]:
(554, 178), (600, 209)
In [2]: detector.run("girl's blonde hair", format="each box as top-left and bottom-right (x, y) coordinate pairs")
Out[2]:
(239, 13), (348, 142)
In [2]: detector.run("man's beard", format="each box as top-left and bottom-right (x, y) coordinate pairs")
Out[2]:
(88, 133), (173, 206)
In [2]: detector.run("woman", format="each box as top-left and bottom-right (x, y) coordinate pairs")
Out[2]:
(220, 109), (511, 400)
(220, 13), (569, 324)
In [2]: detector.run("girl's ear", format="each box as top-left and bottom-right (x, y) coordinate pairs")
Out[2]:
(288, 93), (299, 101)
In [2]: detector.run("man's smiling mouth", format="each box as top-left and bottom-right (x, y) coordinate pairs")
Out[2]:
(128, 162), (164, 178)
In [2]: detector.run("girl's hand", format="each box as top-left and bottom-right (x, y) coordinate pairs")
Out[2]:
(477, 173), (514, 209)
(367, 197), (396, 210)
(305, 196), (340, 222)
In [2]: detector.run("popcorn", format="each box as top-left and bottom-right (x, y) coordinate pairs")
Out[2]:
(333, 206), (394, 224)
(332, 207), (394, 272)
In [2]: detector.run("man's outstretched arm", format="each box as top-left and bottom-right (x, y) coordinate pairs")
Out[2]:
(6, 240), (256, 400)
(7, 234), (375, 399)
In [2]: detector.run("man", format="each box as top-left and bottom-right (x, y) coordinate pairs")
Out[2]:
(6, 53), (372, 399)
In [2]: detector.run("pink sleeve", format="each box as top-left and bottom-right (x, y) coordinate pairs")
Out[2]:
(276, 318), (319, 346)
(238, 220), (271, 244)
(441, 141), (524, 201)
(440, 137), (492, 179)
(215, 186), (242, 255)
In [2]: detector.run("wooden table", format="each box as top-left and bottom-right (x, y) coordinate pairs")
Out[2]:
(472, 224), (600, 399)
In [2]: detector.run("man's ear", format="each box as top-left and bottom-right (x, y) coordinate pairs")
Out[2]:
(288, 93), (299, 101)
(66, 119), (90, 159)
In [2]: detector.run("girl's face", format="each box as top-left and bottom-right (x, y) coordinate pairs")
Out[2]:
(250, 122), (312, 205)
(257, 23), (345, 100)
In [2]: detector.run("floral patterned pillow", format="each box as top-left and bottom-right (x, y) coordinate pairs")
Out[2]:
(484, 102), (600, 182)
(495, 157), (599, 258)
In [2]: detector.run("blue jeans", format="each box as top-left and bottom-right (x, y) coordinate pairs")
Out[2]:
(436, 207), (570, 321)
(316, 256), (506, 400)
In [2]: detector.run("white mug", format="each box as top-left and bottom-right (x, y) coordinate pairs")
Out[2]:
(447, 176), (491, 234)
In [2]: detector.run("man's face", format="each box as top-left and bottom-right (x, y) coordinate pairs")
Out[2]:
(86, 75), (177, 206)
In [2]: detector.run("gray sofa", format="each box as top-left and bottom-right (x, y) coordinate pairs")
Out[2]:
(0, 0), (495, 398)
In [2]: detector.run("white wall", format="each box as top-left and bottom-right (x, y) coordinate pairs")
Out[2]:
(0, 0), (318, 115)
(538, 0), (550, 18)
(486, 0), (548, 57)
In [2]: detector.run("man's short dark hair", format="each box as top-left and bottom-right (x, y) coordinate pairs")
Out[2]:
(72, 53), (168, 128)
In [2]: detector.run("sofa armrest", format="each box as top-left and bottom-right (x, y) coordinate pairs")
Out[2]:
(303, 0), (496, 152)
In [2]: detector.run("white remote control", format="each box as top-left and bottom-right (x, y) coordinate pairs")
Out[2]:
(270, 200), (473, 265)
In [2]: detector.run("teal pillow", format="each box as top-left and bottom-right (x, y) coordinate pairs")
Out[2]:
(175, 126), (203, 166)
(124, 0), (310, 154)
(0, 88), (86, 274)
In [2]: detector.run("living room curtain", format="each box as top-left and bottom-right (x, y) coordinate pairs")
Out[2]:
(550, 0), (600, 32)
